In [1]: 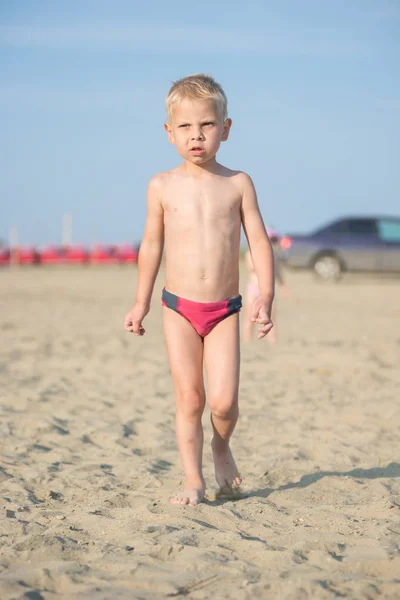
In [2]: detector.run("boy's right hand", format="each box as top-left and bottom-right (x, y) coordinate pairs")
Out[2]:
(124, 305), (148, 336)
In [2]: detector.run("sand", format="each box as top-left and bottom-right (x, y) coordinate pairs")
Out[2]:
(0, 265), (399, 599)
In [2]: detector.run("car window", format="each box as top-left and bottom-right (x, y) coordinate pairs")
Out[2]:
(377, 220), (400, 242)
(326, 221), (349, 234)
(321, 220), (349, 235)
(347, 220), (377, 236)
(315, 218), (378, 236)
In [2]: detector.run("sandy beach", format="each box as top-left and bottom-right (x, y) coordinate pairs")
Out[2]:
(1, 264), (399, 599)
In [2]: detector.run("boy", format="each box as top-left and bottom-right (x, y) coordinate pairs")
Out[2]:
(124, 74), (275, 506)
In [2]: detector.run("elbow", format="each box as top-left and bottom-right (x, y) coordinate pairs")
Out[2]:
(139, 238), (164, 256)
(250, 234), (272, 251)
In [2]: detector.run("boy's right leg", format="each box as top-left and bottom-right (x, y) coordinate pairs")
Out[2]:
(163, 307), (206, 506)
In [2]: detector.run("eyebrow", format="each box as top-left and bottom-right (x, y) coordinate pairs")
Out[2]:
(176, 117), (216, 123)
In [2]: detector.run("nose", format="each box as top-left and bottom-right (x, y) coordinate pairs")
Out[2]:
(191, 129), (204, 140)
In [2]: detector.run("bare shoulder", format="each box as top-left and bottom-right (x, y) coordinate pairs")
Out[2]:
(148, 171), (170, 191)
(226, 170), (255, 195)
(232, 170), (254, 186)
(148, 167), (182, 191)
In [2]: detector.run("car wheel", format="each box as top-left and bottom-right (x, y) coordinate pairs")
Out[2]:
(313, 254), (342, 282)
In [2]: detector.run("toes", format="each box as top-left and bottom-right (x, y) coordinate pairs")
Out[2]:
(170, 496), (187, 505)
(170, 495), (195, 505)
(219, 476), (242, 492)
(223, 475), (242, 489)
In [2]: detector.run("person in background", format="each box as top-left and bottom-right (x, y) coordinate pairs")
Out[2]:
(243, 227), (288, 344)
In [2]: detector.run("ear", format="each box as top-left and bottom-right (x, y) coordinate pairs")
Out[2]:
(221, 118), (232, 142)
(164, 122), (175, 145)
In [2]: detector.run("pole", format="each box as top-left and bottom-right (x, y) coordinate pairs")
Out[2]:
(9, 227), (18, 267)
(62, 214), (72, 247)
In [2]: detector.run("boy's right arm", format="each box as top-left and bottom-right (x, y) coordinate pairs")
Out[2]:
(124, 177), (164, 335)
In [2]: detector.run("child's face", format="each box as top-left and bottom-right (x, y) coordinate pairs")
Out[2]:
(165, 98), (231, 165)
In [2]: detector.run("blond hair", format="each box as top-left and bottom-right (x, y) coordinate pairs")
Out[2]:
(166, 74), (228, 122)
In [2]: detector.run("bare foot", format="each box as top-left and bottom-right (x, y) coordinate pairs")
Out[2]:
(170, 486), (205, 506)
(212, 439), (242, 492)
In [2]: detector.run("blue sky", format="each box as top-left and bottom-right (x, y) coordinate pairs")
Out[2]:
(1, 0), (399, 246)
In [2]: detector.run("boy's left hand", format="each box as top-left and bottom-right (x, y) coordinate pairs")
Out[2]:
(250, 298), (274, 339)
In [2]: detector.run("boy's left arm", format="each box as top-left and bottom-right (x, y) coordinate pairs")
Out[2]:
(240, 173), (275, 338)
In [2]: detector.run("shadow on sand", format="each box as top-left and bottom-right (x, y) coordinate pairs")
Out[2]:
(250, 461), (400, 500)
(207, 462), (400, 505)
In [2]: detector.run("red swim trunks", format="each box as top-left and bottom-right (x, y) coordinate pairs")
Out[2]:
(162, 288), (242, 338)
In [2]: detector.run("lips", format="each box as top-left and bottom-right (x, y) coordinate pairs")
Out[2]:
(190, 147), (205, 155)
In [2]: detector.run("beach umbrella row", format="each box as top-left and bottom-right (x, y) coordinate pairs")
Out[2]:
(0, 244), (139, 266)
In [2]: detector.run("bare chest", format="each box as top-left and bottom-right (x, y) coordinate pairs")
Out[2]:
(163, 181), (241, 224)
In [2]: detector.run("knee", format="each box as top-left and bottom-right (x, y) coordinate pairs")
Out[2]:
(176, 387), (205, 419)
(208, 394), (238, 420)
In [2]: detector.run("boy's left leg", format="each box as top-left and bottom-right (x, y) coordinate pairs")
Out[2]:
(204, 313), (242, 491)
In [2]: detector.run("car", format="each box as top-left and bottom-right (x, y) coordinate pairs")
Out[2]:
(281, 216), (400, 281)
